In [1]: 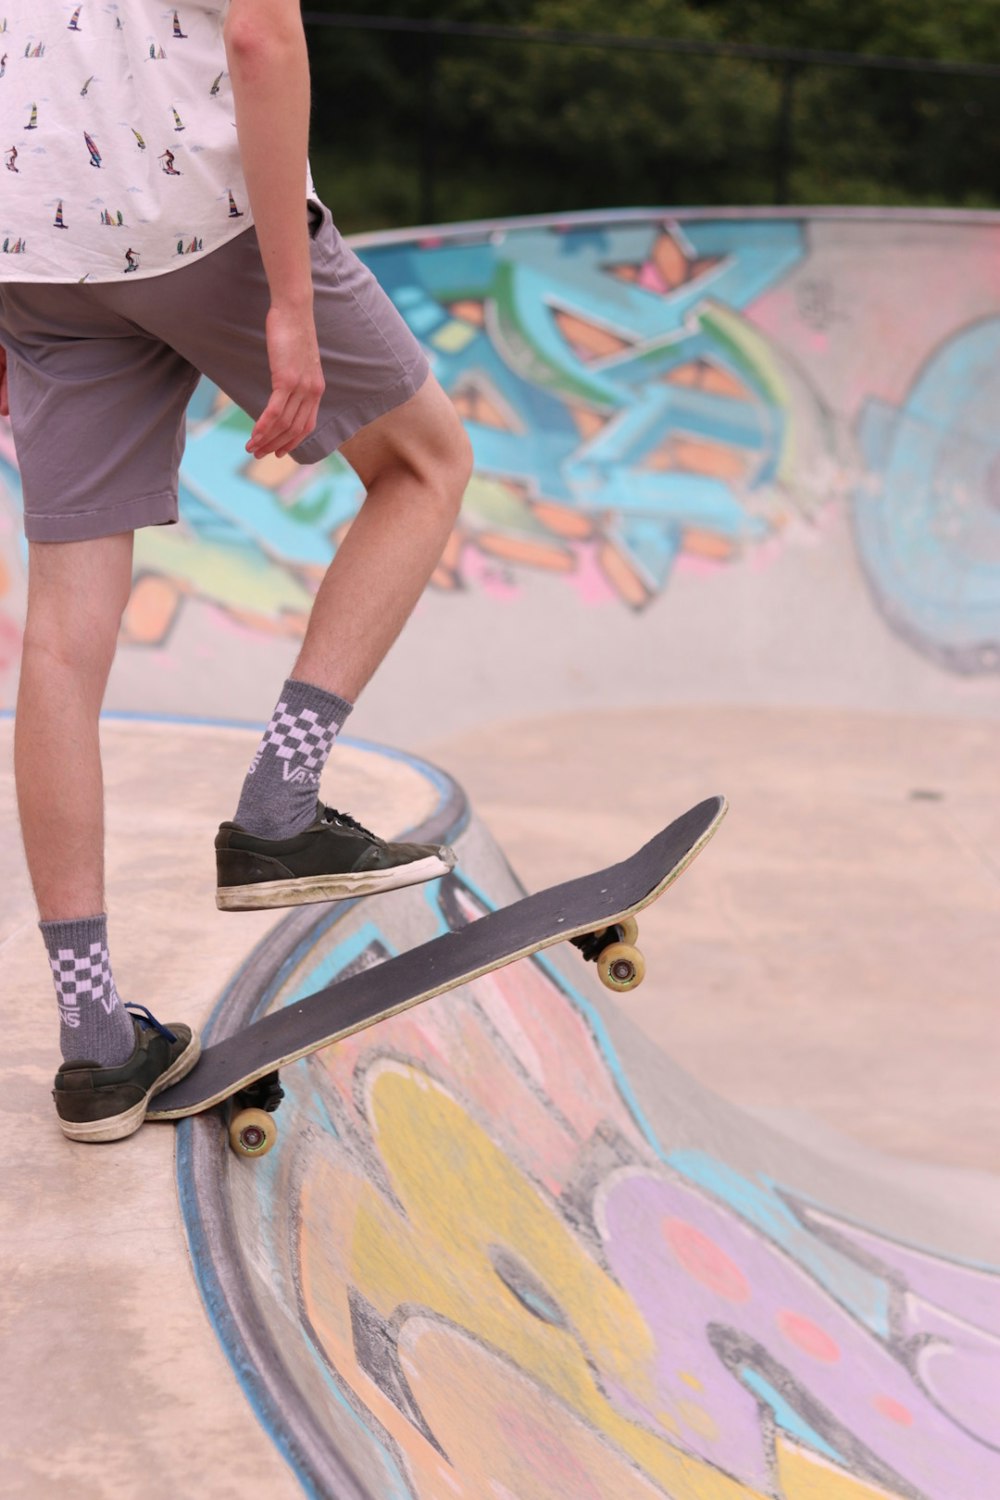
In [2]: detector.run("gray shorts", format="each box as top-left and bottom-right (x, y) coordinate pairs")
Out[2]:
(0, 202), (430, 543)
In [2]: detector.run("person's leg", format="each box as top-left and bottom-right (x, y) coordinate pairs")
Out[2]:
(15, 534), (133, 921)
(217, 375), (472, 908)
(295, 373), (472, 701)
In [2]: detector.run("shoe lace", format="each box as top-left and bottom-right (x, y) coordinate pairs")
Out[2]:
(322, 806), (378, 841)
(126, 1002), (177, 1044)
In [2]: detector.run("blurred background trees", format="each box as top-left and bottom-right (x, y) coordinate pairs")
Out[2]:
(302, 1), (1000, 232)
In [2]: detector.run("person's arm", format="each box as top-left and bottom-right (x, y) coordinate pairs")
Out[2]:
(224, 0), (325, 460)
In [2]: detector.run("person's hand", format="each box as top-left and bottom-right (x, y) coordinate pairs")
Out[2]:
(0, 345), (9, 419)
(247, 300), (324, 460)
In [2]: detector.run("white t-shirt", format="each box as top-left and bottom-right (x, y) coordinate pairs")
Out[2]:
(0, 1), (266, 282)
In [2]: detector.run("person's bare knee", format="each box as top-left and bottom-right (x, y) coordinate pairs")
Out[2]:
(23, 534), (134, 680)
(340, 375), (473, 515)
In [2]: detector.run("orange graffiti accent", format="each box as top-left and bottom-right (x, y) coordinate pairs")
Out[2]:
(530, 500), (594, 541)
(448, 299), (486, 327)
(653, 233), (691, 290)
(567, 404), (611, 441)
(652, 233), (722, 291)
(681, 529), (738, 562)
(0, 610), (22, 674)
(553, 309), (631, 363)
(666, 359), (749, 401)
(121, 574), (183, 645)
(598, 539), (652, 609)
(243, 451), (299, 490)
(644, 436), (752, 483)
(451, 381), (518, 431)
(476, 532), (576, 574)
(430, 527), (464, 591)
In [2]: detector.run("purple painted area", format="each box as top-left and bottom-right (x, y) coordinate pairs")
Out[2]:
(598, 1166), (1000, 1499)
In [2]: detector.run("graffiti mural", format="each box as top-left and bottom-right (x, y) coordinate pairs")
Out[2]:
(191, 823), (1000, 1500)
(2, 211), (998, 677)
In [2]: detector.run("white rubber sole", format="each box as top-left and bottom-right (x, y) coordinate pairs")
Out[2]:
(216, 851), (454, 912)
(58, 1032), (202, 1143)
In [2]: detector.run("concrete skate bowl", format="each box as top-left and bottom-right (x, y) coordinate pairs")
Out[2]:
(177, 740), (1000, 1500)
(2, 209), (999, 1498)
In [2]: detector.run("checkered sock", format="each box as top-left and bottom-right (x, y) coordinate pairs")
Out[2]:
(233, 678), (353, 839)
(41, 914), (136, 1068)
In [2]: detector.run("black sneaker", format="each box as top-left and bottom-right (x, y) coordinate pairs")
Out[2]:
(215, 803), (456, 912)
(53, 1004), (201, 1143)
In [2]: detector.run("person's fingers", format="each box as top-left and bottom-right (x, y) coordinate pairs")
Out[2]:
(247, 389), (294, 455)
(250, 377), (323, 458)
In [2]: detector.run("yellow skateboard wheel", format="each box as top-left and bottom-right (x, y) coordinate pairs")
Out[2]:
(229, 1107), (277, 1158)
(597, 942), (646, 992)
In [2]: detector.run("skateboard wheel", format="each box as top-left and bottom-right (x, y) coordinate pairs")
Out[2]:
(597, 942), (646, 992)
(616, 916), (639, 946)
(229, 1107), (277, 1159)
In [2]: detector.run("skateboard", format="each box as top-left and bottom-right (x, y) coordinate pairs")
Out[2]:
(148, 795), (727, 1157)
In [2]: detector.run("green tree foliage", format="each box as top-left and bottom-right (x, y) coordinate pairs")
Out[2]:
(303, 0), (1000, 230)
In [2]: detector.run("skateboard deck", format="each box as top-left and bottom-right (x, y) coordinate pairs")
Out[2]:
(149, 794), (726, 1153)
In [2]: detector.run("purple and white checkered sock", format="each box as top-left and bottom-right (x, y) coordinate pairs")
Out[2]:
(233, 678), (353, 839)
(41, 914), (136, 1068)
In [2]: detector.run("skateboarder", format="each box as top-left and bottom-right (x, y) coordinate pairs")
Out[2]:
(0, 0), (471, 1142)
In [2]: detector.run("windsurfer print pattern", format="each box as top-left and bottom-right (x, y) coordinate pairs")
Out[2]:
(0, 2), (294, 282)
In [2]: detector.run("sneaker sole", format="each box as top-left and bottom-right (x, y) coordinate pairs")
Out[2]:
(215, 851), (454, 912)
(58, 1032), (203, 1144)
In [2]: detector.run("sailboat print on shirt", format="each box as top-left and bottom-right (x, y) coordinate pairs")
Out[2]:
(24, 41), (46, 58)
(24, 103), (37, 129)
(227, 190), (244, 219)
(0, 55), (6, 79)
(132, 128), (146, 150)
(176, 235), (203, 255)
(209, 71), (223, 96)
(171, 107), (185, 132)
(2, 237), (27, 254)
(80, 75), (94, 96)
(100, 209), (125, 226)
(172, 11), (187, 39)
(54, 200), (68, 229)
(148, 42), (166, 60)
(84, 131), (101, 167)
(68, 6), (82, 30)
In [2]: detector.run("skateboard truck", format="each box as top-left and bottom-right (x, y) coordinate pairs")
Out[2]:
(570, 917), (646, 992)
(229, 1070), (284, 1159)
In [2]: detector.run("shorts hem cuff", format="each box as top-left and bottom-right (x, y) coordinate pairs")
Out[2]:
(23, 491), (179, 542)
(293, 356), (431, 463)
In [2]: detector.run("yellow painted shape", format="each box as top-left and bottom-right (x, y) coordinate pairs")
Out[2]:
(132, 529), (313, 618)
(303, 1062), (771, 1500)
(430, 320), (478, 355)
(775, 1437), (906, 1500)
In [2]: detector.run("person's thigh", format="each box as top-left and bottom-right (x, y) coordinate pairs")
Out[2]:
(0, 284), (200, 543)
(109, 202), (431, 462)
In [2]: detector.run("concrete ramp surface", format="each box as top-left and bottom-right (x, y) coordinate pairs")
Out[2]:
(2, 209), (999, 1499)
